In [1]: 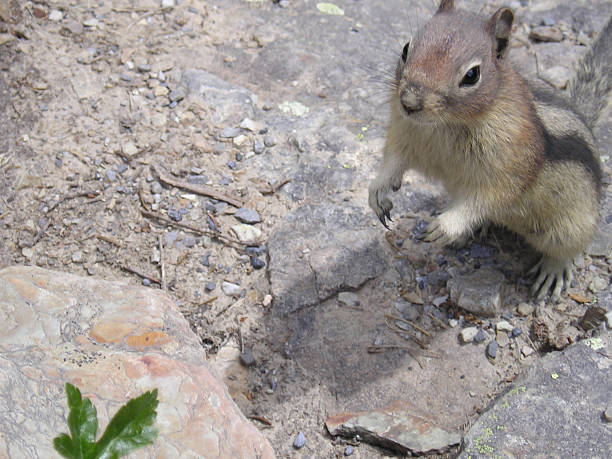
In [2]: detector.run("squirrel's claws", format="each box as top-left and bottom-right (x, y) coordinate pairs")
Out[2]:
(379, 214), (390, 230)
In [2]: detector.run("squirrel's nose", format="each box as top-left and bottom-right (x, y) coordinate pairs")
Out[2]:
(400, 87), (423, 114)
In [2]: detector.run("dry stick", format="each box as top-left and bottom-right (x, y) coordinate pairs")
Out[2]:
(47, 190), (102, 212)
(385, 314), (432, 337)
(427, 312), (449, 330)
(119, 264), (161, 285)
(247, 415), (273, 427)
(384, 318), (429, 349)
(151, 164), (245, 208)
(96, 233), (125, 248)
(140, 209), (248, 248)
(367, 345), (425, 369)
(158, 234), (166, 292)
(27, 220), (52, 248)
(259, 178), (292, 195)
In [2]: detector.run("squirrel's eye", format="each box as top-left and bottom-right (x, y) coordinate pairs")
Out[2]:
(460, 65), (480, 86)
(401, 42), (410, 62)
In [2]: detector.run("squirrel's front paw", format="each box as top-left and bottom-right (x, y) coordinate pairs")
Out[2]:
(419, 213), (466, 246)
(368, 186), (394, 229)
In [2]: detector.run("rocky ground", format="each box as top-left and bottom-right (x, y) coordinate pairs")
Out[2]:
(1, 0), (611, 457)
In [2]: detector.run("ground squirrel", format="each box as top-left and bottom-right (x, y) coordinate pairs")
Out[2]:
(369, 0), (611, 300)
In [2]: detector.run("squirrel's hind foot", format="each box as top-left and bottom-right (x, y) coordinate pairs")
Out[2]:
(528, 256), (573, 301)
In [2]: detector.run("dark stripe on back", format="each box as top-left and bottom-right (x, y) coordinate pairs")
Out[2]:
(542, 129), (602, 191)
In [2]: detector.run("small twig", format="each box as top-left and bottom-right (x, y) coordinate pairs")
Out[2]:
(47, 190), (102, 212)
(151, 164), (245, 208)
(140, 209), (248, 248)
(237, 328), (244, 353)
(385, 314), (431, 337)
(248, 415), (273, 427)
(159, 234), (166, 291)
(385, 318), (429, 350)
(367, 345), (425, 369)
(125, 7), (167, 29)
(216, 298), (245, 318)
(260, 178), (292, 195)
(117, 143), (158, 164)
(27, 220), (51, 248)
(427, 312), (449, 329)
(195, 296), (218, 309)
(96, 233), (125, 248)
(119, 265), (161, 285)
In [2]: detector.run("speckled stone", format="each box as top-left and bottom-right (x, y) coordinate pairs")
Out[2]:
(0, 266), (274, 458)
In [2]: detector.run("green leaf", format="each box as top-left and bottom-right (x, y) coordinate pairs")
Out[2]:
(92, 389), (159, 459)
(53, 434), (80, 459)
(66, 383), (99, 454)
(53, 383), (99, 459)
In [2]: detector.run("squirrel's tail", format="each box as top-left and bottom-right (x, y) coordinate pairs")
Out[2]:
(568, 15), (612, 129)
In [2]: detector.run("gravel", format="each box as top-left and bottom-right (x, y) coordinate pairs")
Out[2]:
(293, 432), (306, 449)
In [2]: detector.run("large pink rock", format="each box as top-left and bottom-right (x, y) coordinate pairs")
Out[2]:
(0, 266), (274, 458)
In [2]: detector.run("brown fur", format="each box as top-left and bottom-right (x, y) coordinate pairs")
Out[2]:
(368, 0), (605, 300)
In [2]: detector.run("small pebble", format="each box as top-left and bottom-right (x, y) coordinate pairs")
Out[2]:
(474, 328), (487, 343)
(253, 139), (265, 154)
(496, 320), (513, 332)
(71, 251), (83, 263)
(344, 445), (354, 456)
(240, 117), (257, 131)
(167, 209), (182, 222)
(227, 160), (237, 170)
(234, 207), (261, 224)
(510, 328), (522, 338)
(263, 134), (277, 147)
(588, 276), (608, 293)
(169, 87), (186, 102)
(460, 327), (478, 343)
(200, 253), (210, 267)
(233, 134), (248, 146)
(220, 127), (240, 138)
(204, 282), (216, 292)
(250, 257), (265, 270)
(142, 278), (152, 286)
(293, 432), (306, 449)
(239, 349), (256, 367)
(448, 319), (458, 328)
(106, 170), (118, 182)
(486, 340), (498, 359)
(116, 163), (128, 174)
(432, 295), (448, 307)
(522, 345), (535, 357)
(518, 302), (535, 316)
(605, 311), (612, 329)
(603, 405), (612, 423)
(222, 281), (242, 296)
(263, 294), (273, 307)
(49, 10), (63, 22)
(496, 331), (510, 348)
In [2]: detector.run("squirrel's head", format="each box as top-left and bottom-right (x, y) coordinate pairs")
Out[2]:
(395, 0), (514, 124)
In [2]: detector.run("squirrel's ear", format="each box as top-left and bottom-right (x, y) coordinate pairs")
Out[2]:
(488, 7), (514, 59)
(437, 0), (454, 13)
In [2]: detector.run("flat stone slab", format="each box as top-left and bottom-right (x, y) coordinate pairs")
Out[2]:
(0, 266), (274, 458)
(459, 336), (612, 458)
(268, 203), (388, 315)
(326, 400), (461, 455)
(448, 268), (505, 317)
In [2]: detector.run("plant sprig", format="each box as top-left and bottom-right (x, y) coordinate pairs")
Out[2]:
(53, 383), (159, 459)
